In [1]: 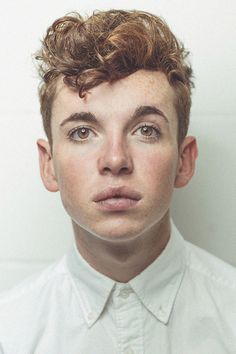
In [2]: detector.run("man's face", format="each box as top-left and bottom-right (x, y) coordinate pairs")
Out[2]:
(43, 70), (186, 241)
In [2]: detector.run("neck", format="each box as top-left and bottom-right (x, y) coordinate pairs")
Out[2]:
(73, 212), (171, 283)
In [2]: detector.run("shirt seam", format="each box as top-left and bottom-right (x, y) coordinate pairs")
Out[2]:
(186, 260), (236, 291)
(0, 269), (70, 305)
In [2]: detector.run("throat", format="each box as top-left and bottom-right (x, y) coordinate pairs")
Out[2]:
(72, 215), (171, 283)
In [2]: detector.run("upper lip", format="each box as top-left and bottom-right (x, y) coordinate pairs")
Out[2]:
(93, 186), (142, 202)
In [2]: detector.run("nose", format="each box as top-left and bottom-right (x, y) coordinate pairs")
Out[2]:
(97, 136), (133, 176)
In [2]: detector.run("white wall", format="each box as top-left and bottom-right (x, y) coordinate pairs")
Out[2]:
(0, 0), (235, 290)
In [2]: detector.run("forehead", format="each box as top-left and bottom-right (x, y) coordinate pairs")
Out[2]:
(52, 70), (177, 124)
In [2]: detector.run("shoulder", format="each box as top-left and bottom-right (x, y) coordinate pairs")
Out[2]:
(185, 240), (236, 290)
(184, 240), (236, 314)
(0, 255), (76, 352)
(0, 255), (72, 324)
(177, 240), (236, 346)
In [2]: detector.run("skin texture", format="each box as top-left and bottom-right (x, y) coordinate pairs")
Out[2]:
(37, 70), (198, 282)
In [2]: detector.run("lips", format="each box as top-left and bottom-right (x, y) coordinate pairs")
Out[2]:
(93, 186), (142, 202)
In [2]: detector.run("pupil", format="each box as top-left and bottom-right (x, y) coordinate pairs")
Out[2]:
(142, 126), (152, 136)
(79, 128), (88, 138)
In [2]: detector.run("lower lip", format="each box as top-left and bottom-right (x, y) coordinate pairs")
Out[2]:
(95, 197), (140, 211)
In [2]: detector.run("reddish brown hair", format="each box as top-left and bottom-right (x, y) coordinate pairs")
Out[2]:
(35, 9), (194, 147)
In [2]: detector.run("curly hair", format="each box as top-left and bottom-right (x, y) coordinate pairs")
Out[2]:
(35, 9), (194, 148)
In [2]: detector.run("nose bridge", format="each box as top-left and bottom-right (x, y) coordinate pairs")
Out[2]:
(97, 129), (133, 175)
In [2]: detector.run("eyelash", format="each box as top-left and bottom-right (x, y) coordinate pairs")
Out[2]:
(67, 124), (161, 144)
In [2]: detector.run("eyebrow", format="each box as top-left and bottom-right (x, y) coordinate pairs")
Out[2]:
(60, 105), (169, 127)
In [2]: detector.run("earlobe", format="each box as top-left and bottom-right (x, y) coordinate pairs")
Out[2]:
(174, 136), (198, 188)
(37, 139), (59, 192)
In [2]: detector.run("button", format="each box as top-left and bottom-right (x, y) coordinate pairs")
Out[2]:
(125, 348), (135, 354)
(87, 312), (96, 321)
(119, 288), (132, 299)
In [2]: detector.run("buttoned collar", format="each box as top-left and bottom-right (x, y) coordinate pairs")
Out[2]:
(66, 242), (115, 327)
(129, 221), (186, 324)
(66, 220), (186, 327)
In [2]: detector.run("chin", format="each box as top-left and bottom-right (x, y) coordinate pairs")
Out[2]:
(77, 221), (143, 242)
(92, 222), (148, 242)
(95, 232), (141, 243)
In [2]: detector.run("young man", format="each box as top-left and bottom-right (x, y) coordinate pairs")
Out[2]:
(0, 9), (235, 354)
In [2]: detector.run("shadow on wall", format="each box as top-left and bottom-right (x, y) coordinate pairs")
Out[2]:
(171, 130), (236, 266)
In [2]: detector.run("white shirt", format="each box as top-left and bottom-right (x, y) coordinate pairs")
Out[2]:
(0, 222), (236, 354)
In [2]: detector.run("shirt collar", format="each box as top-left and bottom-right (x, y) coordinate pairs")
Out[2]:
(66, 220), (186, 327)
(66, 243), (115, 327)
(129, 220), (186, 324)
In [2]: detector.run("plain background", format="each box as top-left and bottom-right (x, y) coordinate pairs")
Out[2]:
(0, 0), (235, 290)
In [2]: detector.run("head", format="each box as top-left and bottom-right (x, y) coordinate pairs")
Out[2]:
(36, 10), (197, 244)
(36, 9), (193, 150)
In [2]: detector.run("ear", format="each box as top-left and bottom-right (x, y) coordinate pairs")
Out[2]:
(174, 136), (198, 188)
(37, 139), (59, 192)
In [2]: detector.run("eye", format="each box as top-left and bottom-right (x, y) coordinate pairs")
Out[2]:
(68, 126), (94, 142)
(135, 124), (161, 140)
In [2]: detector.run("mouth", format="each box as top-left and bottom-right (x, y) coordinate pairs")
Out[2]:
(93, 186), (142, 211)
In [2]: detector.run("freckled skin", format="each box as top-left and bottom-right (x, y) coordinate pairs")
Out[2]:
(51, 71), (178, 238)
(38, 70), (197, 281)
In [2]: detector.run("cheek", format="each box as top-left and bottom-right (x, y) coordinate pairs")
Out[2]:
(139, 150), (178, 217)
(138, 148), (178, 186)
(55, 149), (91, 183)
(54, 153), (92, 209)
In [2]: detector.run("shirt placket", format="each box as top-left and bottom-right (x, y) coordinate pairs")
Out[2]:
(113, 284), (144, 354)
